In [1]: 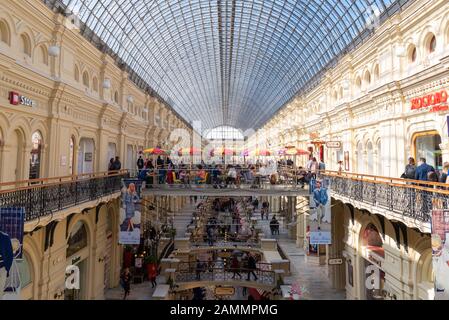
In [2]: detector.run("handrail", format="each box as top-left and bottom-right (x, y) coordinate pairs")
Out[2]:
(322, 170), (449, 195)
(0, 171), (128, 222)
(0, 170), (128, 192)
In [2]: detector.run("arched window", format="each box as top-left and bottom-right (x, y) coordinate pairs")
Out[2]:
(74, 65), (80, 82)
(38, 45), (48, 66)
(367, 141), (373, 174)
(357, 142), (364, 173)
(428, 34), (436, 54)
(364, 71), (371, 87)
(114, 91), (119, 104)
(67, 221), (88, 257)
(408, 45), (417, 63)
(377, 140), (382, 176)
(29, 131), (43, 179)
(92, 76), (98, 92)
(373, 64), (380, 81)
(339, 87), (343, 99)
(333, 91), (338, 102)
(355, 77), (362, 92)
(82, 71), (89, 87)
(0, 20), (11, 45)
(69, 136), (75, 175)
(20, 33), (31, 57)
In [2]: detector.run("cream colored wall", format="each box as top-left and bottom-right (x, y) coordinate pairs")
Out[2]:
(19, 198), (122, 300)
(0, 0), (192, 182)
(337, 204), (433, 300)
(257, 0), (449, 177)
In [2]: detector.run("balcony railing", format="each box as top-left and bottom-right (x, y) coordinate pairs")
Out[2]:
(0, 170), (128, 221)
(174, 261), (275, 286)
(322, 170), (449, 223)
(130, 167), (309, 191)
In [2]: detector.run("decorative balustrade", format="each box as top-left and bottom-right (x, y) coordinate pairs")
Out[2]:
(322, 170), (449, 223)
(0, 170), (128, 221)
(174, 261), (276, 286)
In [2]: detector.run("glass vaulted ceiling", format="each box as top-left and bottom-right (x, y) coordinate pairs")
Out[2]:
(55, 0), (410, 130)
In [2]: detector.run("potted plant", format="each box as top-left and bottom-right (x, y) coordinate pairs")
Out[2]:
(123, 245), (134, 268)
(144, 254), (158, 280)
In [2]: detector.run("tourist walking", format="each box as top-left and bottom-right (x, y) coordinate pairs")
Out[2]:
(246, 254), (258, 281)
(231, 256), (242, 279)
(120, 268), (131, 300)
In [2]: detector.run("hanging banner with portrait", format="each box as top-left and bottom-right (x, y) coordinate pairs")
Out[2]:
(308, 177), (332, 245)
(431, 209), (449, 300)
(0, 207), (25, 300)
(119, 181), (142, 245)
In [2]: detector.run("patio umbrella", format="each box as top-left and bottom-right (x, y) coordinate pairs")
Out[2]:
(278, 147), (310, 156)
(250, 148), (272, 157)
(178, 147), (202, 156)
(143, 147), (170, 156)
(209, 147), (236, 156)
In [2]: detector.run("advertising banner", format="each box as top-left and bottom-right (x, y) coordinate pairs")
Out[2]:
(119, 181), (142, 245)
(308, 177), (332, 245)
(0, 207), (25, 300)
(431, 209), (449, 300)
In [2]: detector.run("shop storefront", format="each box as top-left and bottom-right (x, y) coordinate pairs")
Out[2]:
(65, 221), (89, 300)
(361, 223), (385, 300)
(412, 131), (442, 171)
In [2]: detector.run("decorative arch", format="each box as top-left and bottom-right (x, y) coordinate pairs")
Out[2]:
(66, 214), (93, 253)
(92, 76), (99, 92)
(419, 26), (437, 56)
(0, 18), (11, 46)
(74, 65), (80, 82)
(355, 76), (362, 92)
(407, 42), (418, 63)
(20, 32), (32, 57)
(363, 69), (371, 88)
(36, 45), (48, 65)
(21, 234), (41, 299)
(373, 64), (380, 81)
(82, 70), (90, 87)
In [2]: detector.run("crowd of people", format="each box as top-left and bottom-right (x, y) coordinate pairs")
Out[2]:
(401, 156), (449, 185)
(130, 154), (326, 188)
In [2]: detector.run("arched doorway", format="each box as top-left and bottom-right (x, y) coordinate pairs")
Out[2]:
(5, 129), (25, 182)
(366, 142), (373, 175)
(360, 223), (385, 300)
(65, 220), (89, 300)
(103, 208), (116, 292)
(29, 131), (43, 179)
(77, 138), (95, 174)
(69, 137), (75, 175)
(108, 142), (117, 164)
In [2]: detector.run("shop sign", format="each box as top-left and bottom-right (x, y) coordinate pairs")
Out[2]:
(325, 141), (341, 148)
(411, 89), (448, 112)
(214, 287), (235, 296)
(9, 91), (35, 107)
(328, 258), (343, 265)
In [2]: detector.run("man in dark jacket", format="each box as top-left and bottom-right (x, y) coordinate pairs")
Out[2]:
(137, 156), (144, 171)
(415, 158), (435, 181)
(246, 254), (258, 281)
(113, 156), (122, 170)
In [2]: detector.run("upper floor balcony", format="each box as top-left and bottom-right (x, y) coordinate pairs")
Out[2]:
(0, 170), (128, 231)
(321, 170), (446, 233)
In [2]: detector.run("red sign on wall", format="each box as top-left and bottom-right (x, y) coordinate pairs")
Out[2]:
(411, 90), (448, 112)
(9, 91), (20, 105)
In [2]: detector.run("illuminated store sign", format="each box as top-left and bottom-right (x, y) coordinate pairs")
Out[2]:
(9, 91), (35, 107)
(411, 90), (448, 112)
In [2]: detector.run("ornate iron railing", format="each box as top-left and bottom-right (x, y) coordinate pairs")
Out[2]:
(322, 171), (449, 223)
(175, 261), (275, 285)
(0, 170), (128, 221)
